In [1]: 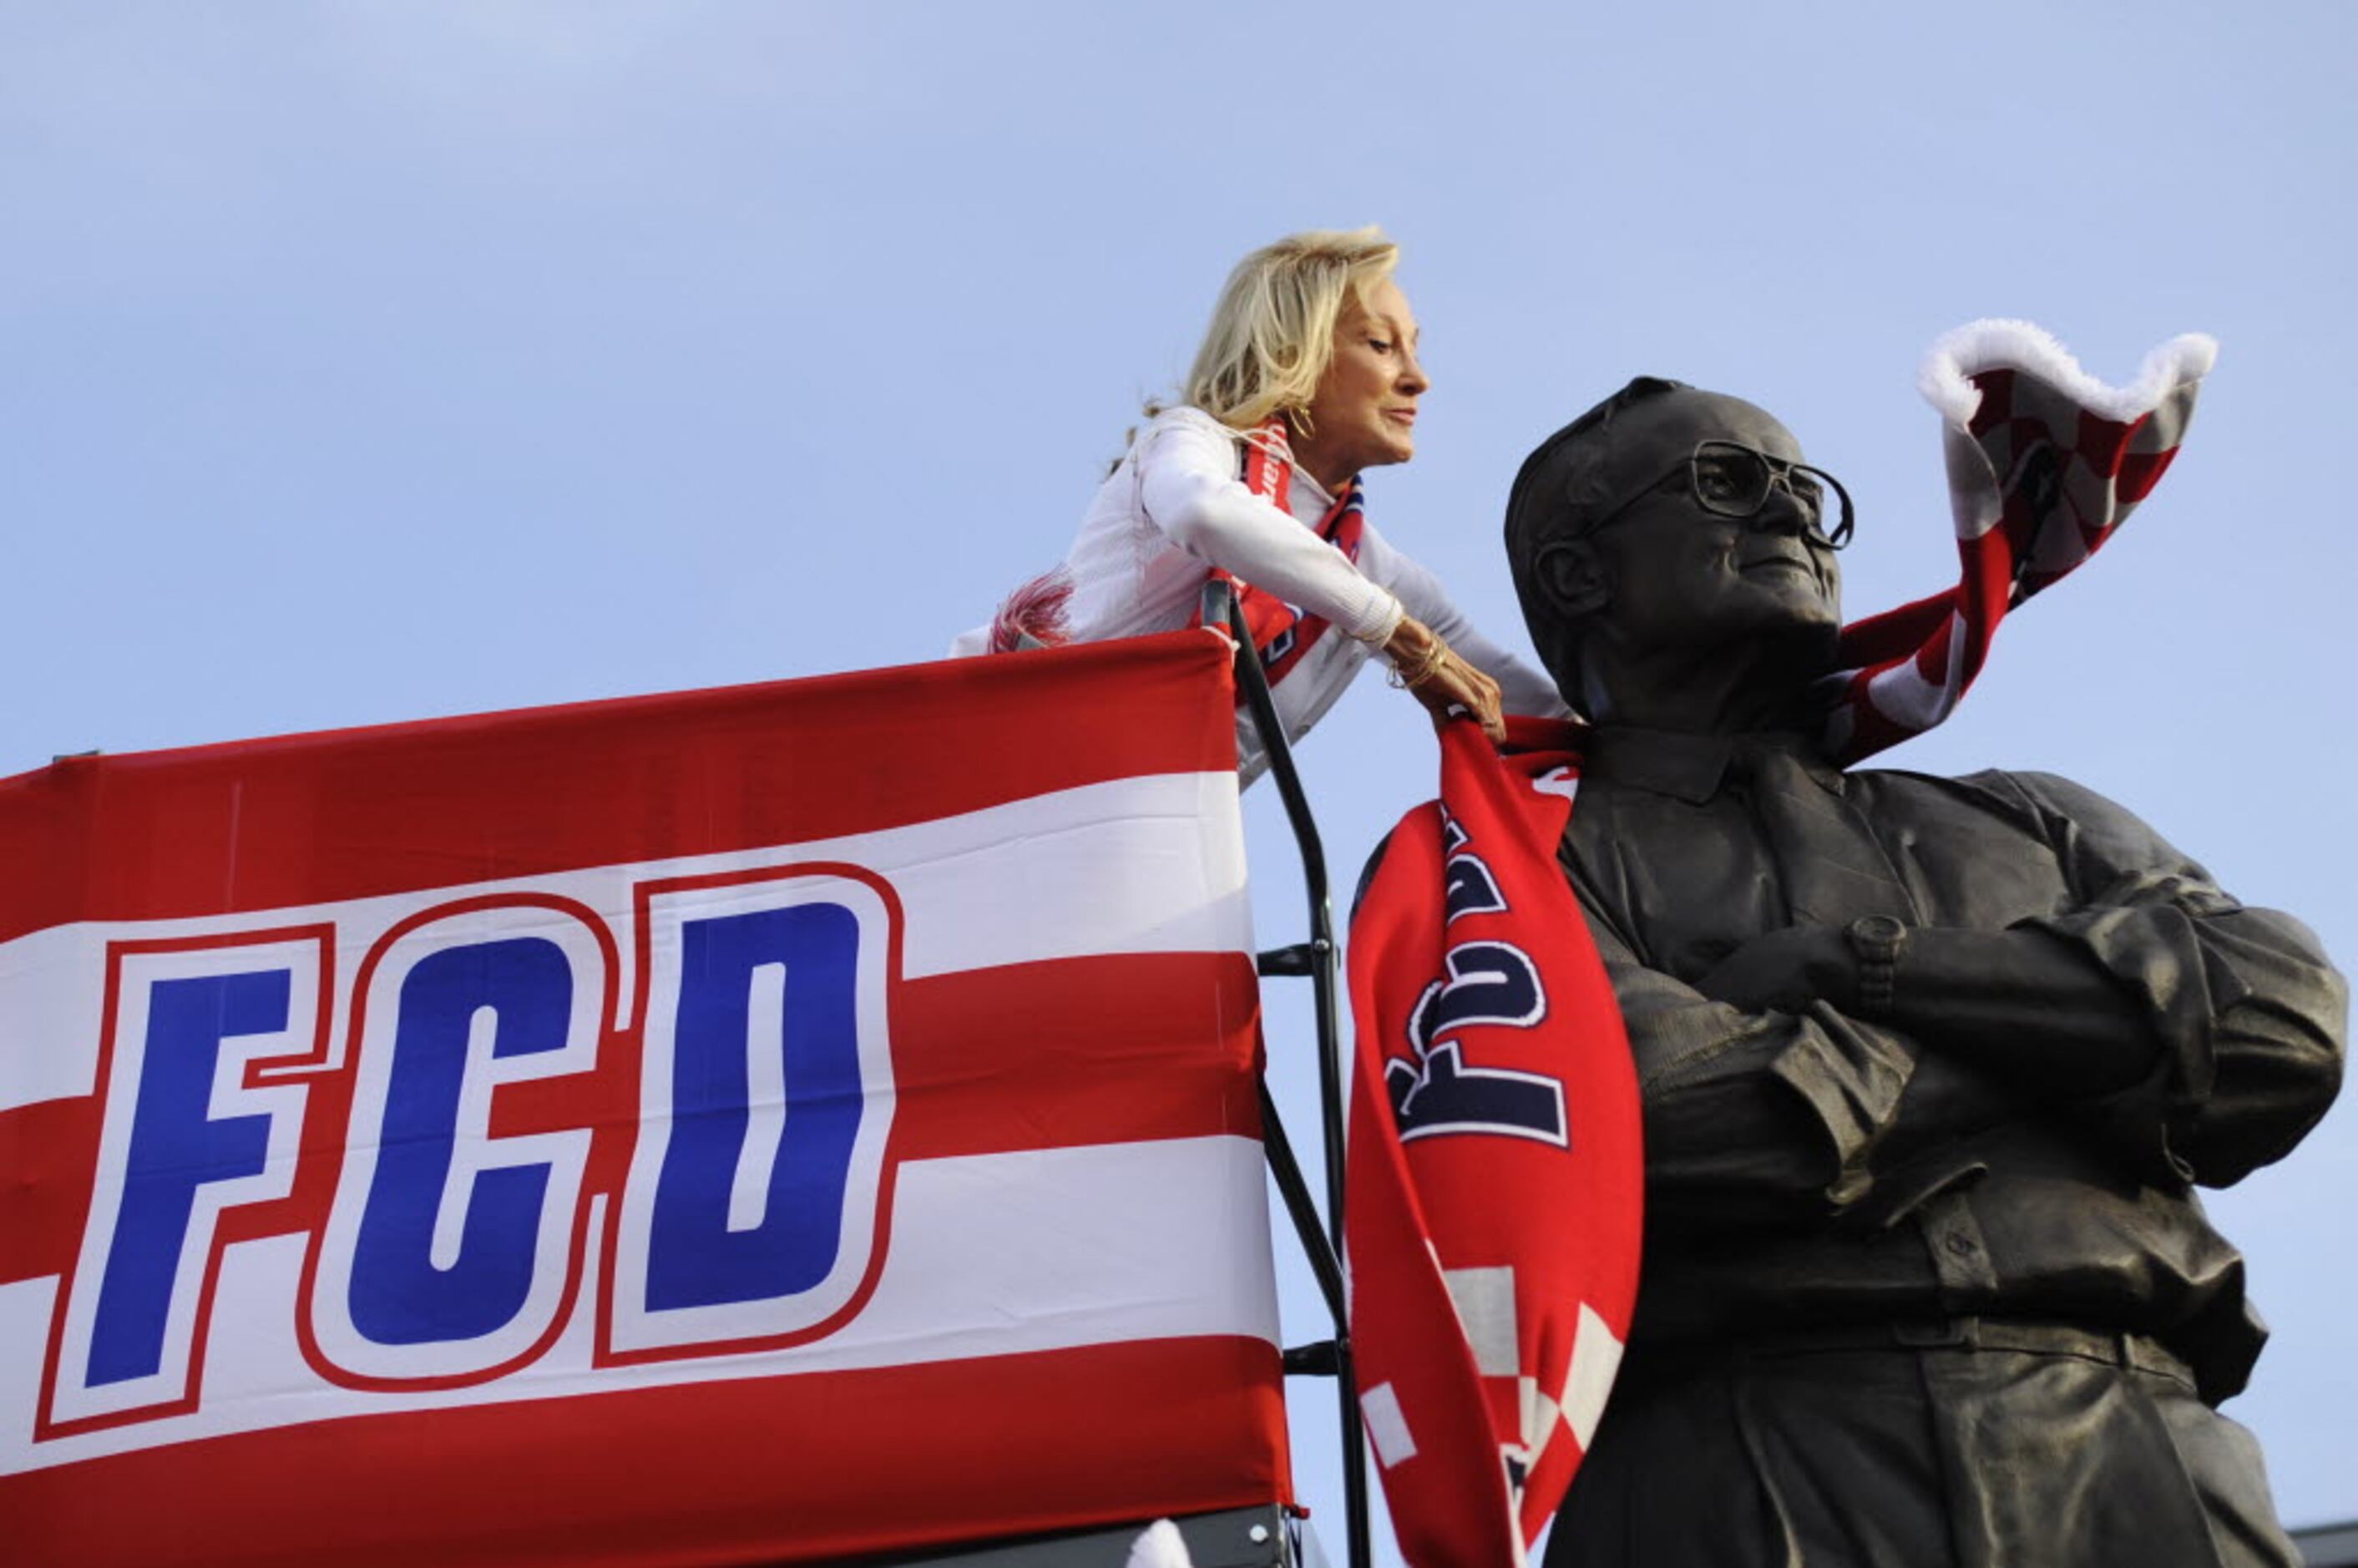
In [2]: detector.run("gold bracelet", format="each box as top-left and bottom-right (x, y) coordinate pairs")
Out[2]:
(1386, 637), (1450, 690)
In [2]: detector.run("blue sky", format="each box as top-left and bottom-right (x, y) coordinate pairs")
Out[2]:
(4, 3), (2352, 1557)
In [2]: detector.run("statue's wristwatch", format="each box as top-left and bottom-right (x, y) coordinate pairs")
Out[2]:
(1844, 914), (1909, 1017)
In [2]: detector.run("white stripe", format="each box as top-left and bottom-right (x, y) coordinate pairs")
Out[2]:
(1, 771), (1249, 1111)
(1359, 1382), (1418, 1469)
(1530, 766), (1578, 802)
(889, 771), (1249, 978)
(1529, 1382), (1560, 1464)
(430, 1005), (505, 1272)
(729, 961), (788, 1234)
(1864, 615), (1968, 731)
(1561, 1302), (1625, 1451)
(1941, 421), (2006, 541)
(1, 1135), (1278, 1473)
(1442, 1265), (1520, 1378)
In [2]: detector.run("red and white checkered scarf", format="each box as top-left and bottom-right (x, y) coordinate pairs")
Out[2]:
(1824, 321), (2214, 762)
(1189, 418), (1369, 683)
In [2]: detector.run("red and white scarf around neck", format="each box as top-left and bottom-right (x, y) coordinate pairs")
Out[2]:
(1190, 417), (1369, 685)
(988, 416), (1369, 693)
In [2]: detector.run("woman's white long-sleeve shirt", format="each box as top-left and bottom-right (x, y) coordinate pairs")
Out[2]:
(952, 406), (1566, 780)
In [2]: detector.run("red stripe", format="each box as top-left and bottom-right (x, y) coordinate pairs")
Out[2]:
(0, 1096), (101, 1288)
(2072, 407), (2133, 469)
(0, 951), (1260, 1289)
(1832, 587), (1959, 670)
(0, 633), (1237, 946)
(0, 1337), (1290, 1566)
(2117, 444), (2177, 504)
(1966, 367), (2014, 433)
(892, 951), (1262, 1160)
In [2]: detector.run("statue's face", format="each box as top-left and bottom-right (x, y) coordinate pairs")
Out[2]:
(1582, 390), (1842, 656)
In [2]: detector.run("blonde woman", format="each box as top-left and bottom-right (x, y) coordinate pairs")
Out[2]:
(953, 227), (1565, 781)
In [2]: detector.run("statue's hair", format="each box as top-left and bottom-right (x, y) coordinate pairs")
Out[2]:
(1178, 227), (1400, 433)
(1503, 376), (1692, 703)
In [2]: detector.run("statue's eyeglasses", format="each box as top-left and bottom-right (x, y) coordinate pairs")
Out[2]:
(1592, 440), (1855, 550)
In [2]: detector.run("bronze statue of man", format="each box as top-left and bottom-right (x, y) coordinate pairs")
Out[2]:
(1504, 378), (2345, 1567)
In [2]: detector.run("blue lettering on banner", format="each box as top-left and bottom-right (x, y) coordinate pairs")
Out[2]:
(87, 969), (291, 1386)
(347, 938), (574, 1345)
(40, 873), (895, 1427)
(645, 902), (864, 1311)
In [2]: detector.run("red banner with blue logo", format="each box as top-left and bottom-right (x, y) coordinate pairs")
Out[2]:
(0, 633), (1287, 1565)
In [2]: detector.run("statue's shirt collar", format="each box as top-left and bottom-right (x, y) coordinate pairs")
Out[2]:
(1581, 726), (1844, 804)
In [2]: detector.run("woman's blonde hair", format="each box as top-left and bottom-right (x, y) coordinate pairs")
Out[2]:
(1179, 226), (1399, 433)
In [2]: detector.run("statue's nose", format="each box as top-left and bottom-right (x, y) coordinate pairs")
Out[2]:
(1751, 480), (1814, 536)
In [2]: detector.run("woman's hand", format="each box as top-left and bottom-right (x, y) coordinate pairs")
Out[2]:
(1382, 616), (1505, 742)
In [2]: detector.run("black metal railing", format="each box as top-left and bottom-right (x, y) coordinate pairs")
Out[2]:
(1202, 579), (1370, 1568)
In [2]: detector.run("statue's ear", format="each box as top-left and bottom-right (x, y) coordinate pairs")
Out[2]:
(1535, 538), (1610, 619)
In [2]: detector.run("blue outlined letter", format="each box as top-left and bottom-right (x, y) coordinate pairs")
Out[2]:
(610, 871), (896, 1358)
(88, 970), (291, 1384)
(347, 937), (574, 1344)
(646, 903), (864, 1309)
(47, 933), (322, 1433)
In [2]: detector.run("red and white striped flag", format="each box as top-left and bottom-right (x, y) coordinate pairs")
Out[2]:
(0, 631), (1288, 1565)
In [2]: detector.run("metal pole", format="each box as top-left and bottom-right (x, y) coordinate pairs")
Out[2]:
(1206, 582), (1372, 1568)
